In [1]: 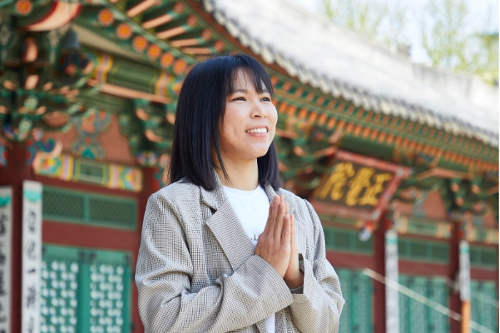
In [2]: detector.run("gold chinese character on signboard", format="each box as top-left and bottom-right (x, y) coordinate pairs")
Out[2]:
(345, 167), (374, 206)
(359, 173), (393, 206)
(315, 161), (393, 207)
(316, 162), (355, 200)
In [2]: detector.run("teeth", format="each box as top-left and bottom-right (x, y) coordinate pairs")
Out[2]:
(246, 128), (267, 134)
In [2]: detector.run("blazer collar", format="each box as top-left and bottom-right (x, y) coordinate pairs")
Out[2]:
(200, 171), (279, 210)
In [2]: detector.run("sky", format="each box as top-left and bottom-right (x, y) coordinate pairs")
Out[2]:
(292, 0), (499, 64)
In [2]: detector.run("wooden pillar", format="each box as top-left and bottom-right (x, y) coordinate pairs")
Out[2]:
(460, 301), (471, 333)
(0, 142), (31, 333)
(373, 214), (388, 333)
(448, 221), (461, 333)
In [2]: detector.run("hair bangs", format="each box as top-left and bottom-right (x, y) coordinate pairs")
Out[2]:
(226, 57), (274, 98)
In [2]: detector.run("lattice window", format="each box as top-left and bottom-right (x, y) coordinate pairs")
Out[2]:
(470, 246), (497, 268)
(43, 189), (85, 220)
(399, 275), (449, 333)
(43, 186), (137, 229)
(471, 280), (498, 333)
(337, 269), (373, 333)
(89, 263), (126, 332)
(88, 197), (135, 226)
(41, 250), (80, 333)
(398, 238), (449, 263)
(41, 245), (131, 333)
(324, 227), (373, 254)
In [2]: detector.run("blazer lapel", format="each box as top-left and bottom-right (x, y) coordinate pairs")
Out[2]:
(205, 199), (255, 270)
(200, 173), (254, 270)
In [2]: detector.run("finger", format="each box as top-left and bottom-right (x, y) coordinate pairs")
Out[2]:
(262, 198), (274, 235)
(272, 196), (280, 222)
(265, 196), (279, 233)
(290, 214), (298, 253)
(281, 214), (291, 249)
(273, 201), (286, 243)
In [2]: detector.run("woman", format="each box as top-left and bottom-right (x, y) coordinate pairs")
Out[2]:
(136, 54), (344, 333)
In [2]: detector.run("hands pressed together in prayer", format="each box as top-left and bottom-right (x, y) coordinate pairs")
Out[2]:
(255, 195), (304, 289)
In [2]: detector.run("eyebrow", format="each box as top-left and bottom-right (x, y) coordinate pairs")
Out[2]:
(231, 88), (270, 94)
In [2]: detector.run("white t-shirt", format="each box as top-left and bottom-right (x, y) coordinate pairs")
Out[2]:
(223, 185), (275, 333)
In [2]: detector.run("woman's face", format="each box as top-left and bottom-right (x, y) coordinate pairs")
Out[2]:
(217, 69), (278, 164)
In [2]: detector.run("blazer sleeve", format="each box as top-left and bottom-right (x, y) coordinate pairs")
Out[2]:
(289, 199), (345, 333)
(135, 194), (294, 333)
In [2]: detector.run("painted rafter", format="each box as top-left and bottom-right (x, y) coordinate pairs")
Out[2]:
(140, 1), (226, 54)
(126, 0), (160, 18)
(83, 48), (182, 100)
(142, 2), (185, 29)
(0, 11), (99, 142)
(273, 93), (498, 174)
(271, 74), (498, 163)
(78, 0), (197, 71)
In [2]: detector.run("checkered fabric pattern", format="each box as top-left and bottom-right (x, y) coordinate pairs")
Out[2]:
(136, 177), (344, 333)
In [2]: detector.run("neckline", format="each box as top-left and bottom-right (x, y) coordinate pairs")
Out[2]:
(223, 185), (264, 199)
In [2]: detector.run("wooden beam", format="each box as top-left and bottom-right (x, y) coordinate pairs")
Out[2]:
(415, 168), (474, 181)
(87, 79), (171, 104)
(274, 128), (297, 139)
(181, 47), (212, 55)
(143, 14), (174, 29)
(127, 0), (159, 18)
(24, 2), (81, 31)
(156, 26), (187, 39)
(142, 2), (185, 29)
(486, 185), (499, 195)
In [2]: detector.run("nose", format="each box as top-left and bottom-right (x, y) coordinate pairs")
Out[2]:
(251, 102), (267, 118)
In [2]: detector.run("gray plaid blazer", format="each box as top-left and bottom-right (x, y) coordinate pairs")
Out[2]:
(136, 177), (344, 333)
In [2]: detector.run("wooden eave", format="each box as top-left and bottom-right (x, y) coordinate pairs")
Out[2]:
(1, 0), (497, 196)
(67, 1), (499, 173)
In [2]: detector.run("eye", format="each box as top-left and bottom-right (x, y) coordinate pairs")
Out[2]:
(261, 97), (271, 102)
(232, 96), (246, 101)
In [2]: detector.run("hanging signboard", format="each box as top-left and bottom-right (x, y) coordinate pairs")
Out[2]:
(22, 181), (42, 333)
(0, 187), (12, 333)
(385, 230), (399, 333)
(314, 160), (393, 209)
(312, 150), (412, 222)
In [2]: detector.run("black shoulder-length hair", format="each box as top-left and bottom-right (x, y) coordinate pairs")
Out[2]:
(169, 54), (281, 191)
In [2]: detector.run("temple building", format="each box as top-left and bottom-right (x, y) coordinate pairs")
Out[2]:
(0, 0), (497, 332)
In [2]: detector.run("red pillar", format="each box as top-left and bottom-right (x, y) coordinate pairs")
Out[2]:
(373, 215), (388, 333)
(0, 142), (31, 333)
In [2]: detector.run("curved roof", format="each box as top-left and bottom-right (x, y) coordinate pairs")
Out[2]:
(200, 0), (499, 147)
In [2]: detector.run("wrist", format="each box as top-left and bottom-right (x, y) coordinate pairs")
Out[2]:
(284, 272), (304, 289)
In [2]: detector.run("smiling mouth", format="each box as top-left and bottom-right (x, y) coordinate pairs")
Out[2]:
(246, 128), (268, 134)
